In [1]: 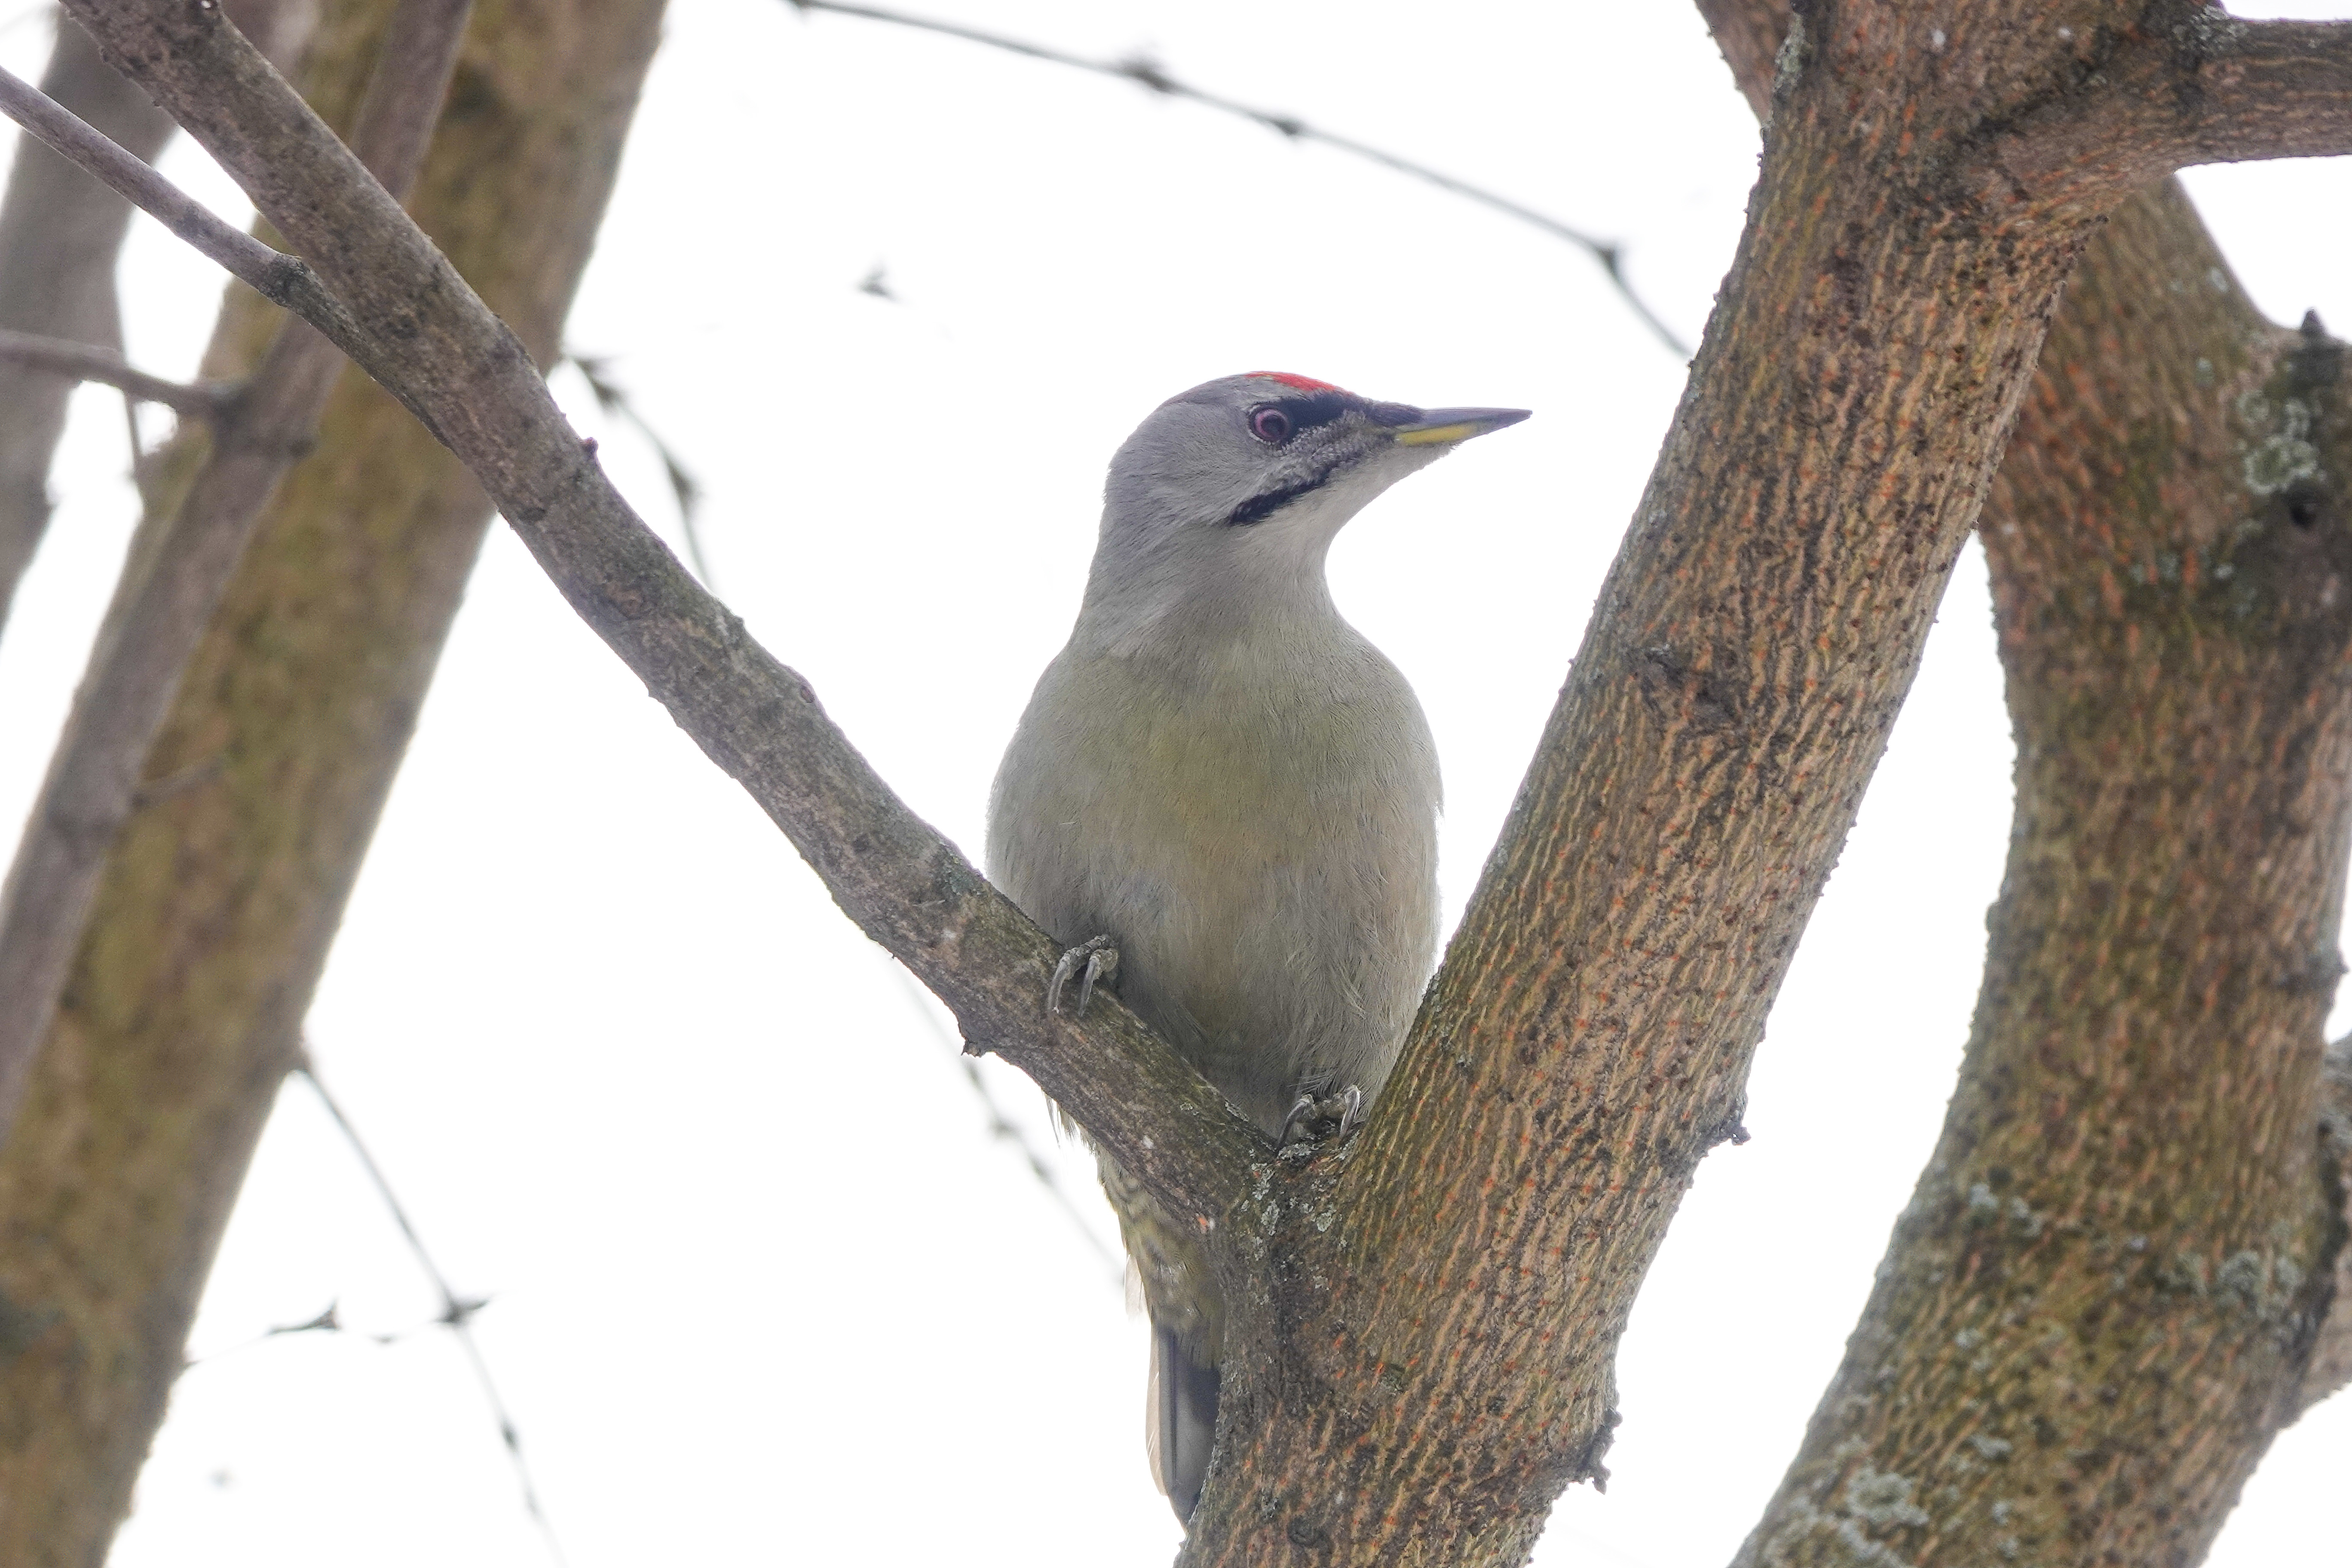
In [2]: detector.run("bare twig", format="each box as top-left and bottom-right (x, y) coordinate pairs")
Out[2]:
(45, 0), (1262, 1228)
(0, 12), (175, 631)
(884, 962), (1125, 1288)
(182, 1299), (344, 1365)
(783, 0), (1695, 359)
(543, 360), (1102, 1240)
(0, 0), (475, 1141)
(528, 377), (1094, 1239)
(0, 64), (376, 370)
(527, 371), (1091, 1244)
(568, 352), (710, 582)
(0, 327), (235, 420)
(294, 1057), (565, 1568)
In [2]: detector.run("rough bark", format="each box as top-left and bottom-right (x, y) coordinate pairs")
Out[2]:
(43, 0), (1269, 1229)
(1738, 178), (2352, 1568)
(1179, 7), (2139, 1555)
(25, 1), (2352, 1564)
(0, 0), (662, 1554)
(1700, 7), (2352, 1567)
(0, 0), (471, 1143)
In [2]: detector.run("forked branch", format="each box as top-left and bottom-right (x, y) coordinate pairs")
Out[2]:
(9, 3), (1260, 1226)
(0, 62), (374, 370)
(0, 0), (475, 1140)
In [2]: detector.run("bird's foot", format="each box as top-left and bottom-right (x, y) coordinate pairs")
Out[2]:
(1047, 935), (1120, 1017)
(1279, 1084), (1365, 1148)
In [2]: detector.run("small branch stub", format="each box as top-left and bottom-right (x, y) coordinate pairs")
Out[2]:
(0, 328), (234, 420)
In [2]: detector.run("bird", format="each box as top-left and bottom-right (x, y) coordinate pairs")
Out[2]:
(985, 371), (1529, 1523)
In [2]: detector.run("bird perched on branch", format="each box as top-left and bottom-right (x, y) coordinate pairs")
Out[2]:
(986, 371), (1528, 1522)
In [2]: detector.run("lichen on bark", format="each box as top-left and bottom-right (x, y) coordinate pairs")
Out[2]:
(1692, 5), (2352, 1559)
(0, 0), (664, 1556)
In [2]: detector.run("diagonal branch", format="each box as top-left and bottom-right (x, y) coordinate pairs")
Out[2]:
(0, 0), (475, 1139)
(1702, 2), (2352, 1561)
(0, 328), (233, 420)
(0, 0), (675, 1549)
(1182, 8), (2142, 1553)
(784, 0), (1693, 359)
(0, 11), (175, 630)
(39, 0), (1261, 1229)
(295, 1054), (567, 1563)
(0, 63), (374, 369)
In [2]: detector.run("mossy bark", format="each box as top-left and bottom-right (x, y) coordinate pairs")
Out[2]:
(1737, 182), (2352, 1568)
(1179, 6), (2180, 1562)
(12, 1), (2339, 1564)
(0, 0), (662, 1556)
(1696, 6), (2352, 1565)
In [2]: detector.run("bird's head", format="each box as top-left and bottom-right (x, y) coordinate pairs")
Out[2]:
(1085, 373), (1530, 633)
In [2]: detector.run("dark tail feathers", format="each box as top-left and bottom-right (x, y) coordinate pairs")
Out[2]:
(1147, 1323), (1221, 1523)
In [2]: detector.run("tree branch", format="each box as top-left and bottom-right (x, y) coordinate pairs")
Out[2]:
(784, 0), (1693, 359)
(1182, 7), (2147, 1554)
(1981, 14), (2352, 210)
(0, 0), (671, 1546)
(0, 0), (475, 1140)
(2168, 16), (2352, 168)
(0, 12), (176, 631)
(1701, 3), (2352, 1561)
(0, 327), (233, 420)
(44, 0), (1261, 1228)
(0, 61), (386, 405)
(295, 1054), (566, 1558)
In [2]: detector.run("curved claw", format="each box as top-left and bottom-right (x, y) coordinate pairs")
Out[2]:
(1281, 1084), (1367, 1147)
(1047, 934), (1120, 1017)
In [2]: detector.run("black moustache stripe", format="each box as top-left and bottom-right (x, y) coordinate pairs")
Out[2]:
(1229, 466), (1337, 527)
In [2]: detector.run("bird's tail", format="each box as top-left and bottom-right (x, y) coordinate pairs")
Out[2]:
(1147, 1320), (1221, 1523)
(1100, 1151), (1225, 1522)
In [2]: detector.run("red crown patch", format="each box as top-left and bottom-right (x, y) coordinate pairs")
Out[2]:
(1246, 371), (1344, 393)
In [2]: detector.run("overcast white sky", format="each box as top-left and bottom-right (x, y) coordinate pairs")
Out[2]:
(2, 2), (2349, 1564)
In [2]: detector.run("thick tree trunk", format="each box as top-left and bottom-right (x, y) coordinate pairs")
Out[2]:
(1180, 8), (2157, 1562)
(0, 0), (661, 1556)
(25, 2), (2352, 1563)
(1740, 176), (2352, 1568)
(1697, 7), (2352, 1566)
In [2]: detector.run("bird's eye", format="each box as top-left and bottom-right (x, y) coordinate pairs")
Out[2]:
(1249, 406), (1293, 444)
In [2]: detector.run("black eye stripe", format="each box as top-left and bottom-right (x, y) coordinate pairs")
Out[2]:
(1274, 392), (1350, 432)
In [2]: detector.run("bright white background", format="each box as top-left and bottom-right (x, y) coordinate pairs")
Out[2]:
(1, 2), (2348, 1563)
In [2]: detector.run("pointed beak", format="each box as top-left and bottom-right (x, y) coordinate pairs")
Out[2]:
(1385, 406), (1533, 447)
